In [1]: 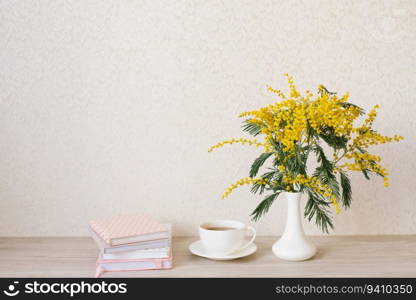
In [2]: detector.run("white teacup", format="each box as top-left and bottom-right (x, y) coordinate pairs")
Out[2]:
(199, 220), (256, 256)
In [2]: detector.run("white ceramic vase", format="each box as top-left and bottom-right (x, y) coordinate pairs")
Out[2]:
(272, 192), (317, 261)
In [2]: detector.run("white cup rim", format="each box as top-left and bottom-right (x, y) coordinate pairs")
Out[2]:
(199, 220), (245, 232)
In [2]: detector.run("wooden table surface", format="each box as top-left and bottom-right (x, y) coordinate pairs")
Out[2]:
(0, 236), (415, 277)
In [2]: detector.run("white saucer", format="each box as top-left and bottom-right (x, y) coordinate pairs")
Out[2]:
(189, 240), (257, 260)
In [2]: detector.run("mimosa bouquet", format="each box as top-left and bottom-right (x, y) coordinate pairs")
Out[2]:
(209, 74), (403, 232)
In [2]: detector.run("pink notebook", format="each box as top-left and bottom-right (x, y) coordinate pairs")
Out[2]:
(89, 213), (170, 246)
(95, 254), (173, 277)
(90, 224), (171, 253)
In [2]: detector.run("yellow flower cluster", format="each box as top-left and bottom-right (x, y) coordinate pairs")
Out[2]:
(345, 152), (381, 162)
(284, 174), (340, 213)
(332, 104), (404, 186)
(286, 73), (301, 98)
(364, 104), (379, 127)
(239, 76), (361, 151)
(237, 76), (403, 188)
(209, 74), (404, 215)
(222, 177), (268, 199)
(307, 93), (361, 136)
(208, 138), (264, 152)
(341, 161), (390, 187)
(352, 131), (403, 150)
(267, 85), (286, 99)
(351, 105), (403, 148)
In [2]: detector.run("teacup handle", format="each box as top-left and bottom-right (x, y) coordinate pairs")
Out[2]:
(235, 226), (256, 253)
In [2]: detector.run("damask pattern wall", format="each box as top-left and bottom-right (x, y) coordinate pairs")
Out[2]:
(0, 0), (415, 236)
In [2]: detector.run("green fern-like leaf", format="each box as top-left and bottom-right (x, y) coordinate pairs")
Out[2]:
(249, 152), (273, 178)
(339, 171), (352, 208)
(250, 170), (275, 195)
(318, 127), (348, 150)
(251, 192), (280, 221)
(285, 146), (307, 176)
(361, 169), (370, 180)
(304, 190), (334, 233)
(340, 102), (365, 115)
(313, 145), (340, 201)
(313, 145), (333, 171)
(242, 120), (261, 136)
(319, 85), (337, 95)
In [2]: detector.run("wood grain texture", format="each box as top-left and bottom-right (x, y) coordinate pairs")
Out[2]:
(0, 236), (415, 277)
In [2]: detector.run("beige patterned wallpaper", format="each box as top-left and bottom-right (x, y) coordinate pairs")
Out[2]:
(0, 0), (415, 236)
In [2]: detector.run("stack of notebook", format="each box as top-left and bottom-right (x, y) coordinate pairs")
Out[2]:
(89, 213), (172, 277)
